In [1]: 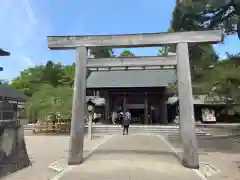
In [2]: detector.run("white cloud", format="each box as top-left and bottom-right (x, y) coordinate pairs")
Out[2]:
(0, 0), (38, 46)
(23, 0), (38, 25)
(0, 0), (49, 80)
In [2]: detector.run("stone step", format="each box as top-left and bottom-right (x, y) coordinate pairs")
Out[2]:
(24, 124), (238, 137)
(83, 126), (209, 137)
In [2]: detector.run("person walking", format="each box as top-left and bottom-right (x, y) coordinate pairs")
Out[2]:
(122, 110), (131, 135)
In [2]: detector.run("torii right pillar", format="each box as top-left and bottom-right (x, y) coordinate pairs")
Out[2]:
(176, 42), (199, 169)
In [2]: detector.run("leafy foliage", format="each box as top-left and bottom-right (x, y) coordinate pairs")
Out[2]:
(171, 0), (240, 111)
(119, 50), (135, 57)
(90, 47), (114, 58)
(173, 0), (240, 34)
(10, 48), (135, 122)
(201, 58), (240, 111)
(25, 84), (73, 122)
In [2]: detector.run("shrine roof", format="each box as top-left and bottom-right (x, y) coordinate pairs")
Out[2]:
(0, 84), (27, 101)
(0, 49), (10, 56)
(87, 69), (176, 88)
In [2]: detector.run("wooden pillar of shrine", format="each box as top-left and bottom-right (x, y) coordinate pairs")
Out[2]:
(105, 92), (110, 121)
(144, 92), (148, 124)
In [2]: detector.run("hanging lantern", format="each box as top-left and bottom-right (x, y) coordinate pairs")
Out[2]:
(87, 100), (95, 112)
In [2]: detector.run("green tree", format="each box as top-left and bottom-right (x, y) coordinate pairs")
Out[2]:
(158, 28), (175, 56)
(11, 61), (67, 96)
(90, 47), (114, 58)
(25, 84), (73, 122)
(10, 66), (45, 96)
(170, 1), (219, 84)
(119, 50), (135, 57)
(171, 0), (240, 110)
(201, 57), (240, 112)
(88, 47), (114, 79)
(41, 61), (64, 87)
(58, 63), (75, 87)
(173, 0), (240, 35)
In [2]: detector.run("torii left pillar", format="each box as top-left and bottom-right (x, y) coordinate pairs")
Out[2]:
(68, 46), (87, 165)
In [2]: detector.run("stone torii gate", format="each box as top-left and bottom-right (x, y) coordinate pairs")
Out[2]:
(47, 30), (223, 169)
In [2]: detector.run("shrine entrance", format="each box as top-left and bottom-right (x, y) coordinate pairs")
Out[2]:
(106, 88), (168, 125)
(47, 30), (223, 169)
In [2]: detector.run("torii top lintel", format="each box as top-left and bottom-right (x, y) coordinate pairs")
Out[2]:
(47, 30), (223, 50)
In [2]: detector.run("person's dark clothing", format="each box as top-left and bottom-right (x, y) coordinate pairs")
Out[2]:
(123, 124), (129, 135)
(121, 112), (131, 135)
(119, 113), (124, 125)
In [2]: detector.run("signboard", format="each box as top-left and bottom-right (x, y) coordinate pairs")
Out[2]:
(201, 109), (216, 122)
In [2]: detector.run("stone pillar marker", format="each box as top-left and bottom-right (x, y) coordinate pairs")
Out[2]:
(144, 92), (148, 124)
(88, 112), (93, 140)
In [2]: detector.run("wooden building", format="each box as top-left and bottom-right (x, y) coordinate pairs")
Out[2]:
(86, 71), (240, 125)
(0, 50), (30, 177)
(0, 84), (26, 123)
(168, 95), (240, 123)
(1, 49), (26, 121)
(86, 69), (176, 125)
(0, 49), (10, 73)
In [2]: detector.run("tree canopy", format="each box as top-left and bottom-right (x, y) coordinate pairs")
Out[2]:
(172, 0), (240, 111)
(119, 50), (135, 57)
(173, 0), (240, 35)
(10, 48), (135, 122)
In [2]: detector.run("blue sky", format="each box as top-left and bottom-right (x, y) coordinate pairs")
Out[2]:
(0, 0), (240, 81)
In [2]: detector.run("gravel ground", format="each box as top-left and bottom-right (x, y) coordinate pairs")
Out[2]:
(166, 135), (240, 180)
(2, 128), (240, 180)
(2, 134), (106, 180)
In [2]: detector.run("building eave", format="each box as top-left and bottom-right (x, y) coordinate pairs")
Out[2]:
(0, 49), (10, 56)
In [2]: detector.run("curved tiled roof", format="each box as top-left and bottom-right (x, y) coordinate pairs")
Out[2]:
(0, 84), (27, 101)
(0, 49), (10, 56)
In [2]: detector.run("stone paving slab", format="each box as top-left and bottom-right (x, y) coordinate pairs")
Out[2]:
(58, 135), (203, 180)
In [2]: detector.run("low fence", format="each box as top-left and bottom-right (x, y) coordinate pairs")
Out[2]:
(31, 123), (70, 134)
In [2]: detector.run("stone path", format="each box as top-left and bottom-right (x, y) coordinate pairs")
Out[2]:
(57, 135), (203, 180)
